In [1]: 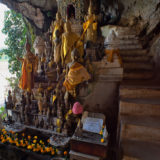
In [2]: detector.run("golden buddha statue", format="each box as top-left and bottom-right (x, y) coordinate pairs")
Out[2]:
(63, 49), (91, 96)
(61, 22), (84, 66)
(83, 2), (98, 43)
(61, 21), (79, 66)
(51, 12), (63, 46)
(18, 41), (38, 92)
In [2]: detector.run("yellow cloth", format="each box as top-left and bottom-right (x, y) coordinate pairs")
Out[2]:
(105, 49), (122, 66)
(63, 62), (91, 91)
(61, 32), (79, 65)
(52, 95), (56, 103)
(52, 20), (63, 41)
(65, 109), (72, 120)
(83, 16), (94, 33)
(83, 15), (97, 42)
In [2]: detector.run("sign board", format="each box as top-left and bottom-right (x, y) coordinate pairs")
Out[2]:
(83, 117), (103, 134)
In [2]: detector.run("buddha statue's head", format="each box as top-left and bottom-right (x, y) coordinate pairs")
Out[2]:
(71, 48), (79, 61)
(64, 21), (71, 33)
(56, 12), (61, 20)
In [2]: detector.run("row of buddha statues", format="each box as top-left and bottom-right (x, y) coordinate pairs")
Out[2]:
(18, 2), (103, 96)
(5, 86), (79, 135)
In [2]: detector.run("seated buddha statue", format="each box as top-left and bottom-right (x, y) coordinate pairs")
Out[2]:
(18, 41), (38, 92)
(83, 2), (98, 43)
(63, 49), (91, 96)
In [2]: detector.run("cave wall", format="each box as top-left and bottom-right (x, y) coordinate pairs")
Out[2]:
(0, 0), (58, 34)
(119, 0), (160, 35)
(118, 0), (160, 74)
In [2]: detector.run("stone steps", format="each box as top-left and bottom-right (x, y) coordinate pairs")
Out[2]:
(122, 156), (140, 160)
(119, 84), (160, 159)
(107, 44), (142, 50)
(122, 56), (151, 63)
(123, 62), (153, 71)
(119, 85), (160, 99)
(120, 115), (160, 129)
(121, 124), (160, 143)
(122, 139), (160, 160)
(120, 98), (160, 116)
(119, 49), (147, 56)
(123, 71), (154, 80)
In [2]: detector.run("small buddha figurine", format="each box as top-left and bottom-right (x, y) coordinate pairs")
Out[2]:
(51, 12), (64, 46)
(34, 116), (39, 128)
(63, 49), (91, 97)
(39, 118), (44, 128)
(12, 89), (17, 108)
(24, 103), (31, 125)
(7, 90), (13, 109)
(38, 93), (43, 114)
(44, 32), (52, 58)
(18, 41), (38, 92)
(54, 29), (62, 80)
(38, 83), (44, 94)
(83, 1), (98, 43)
(62, 122), (68, 135)
(56, 114), (63, 133)
(43, 91), (48, 115)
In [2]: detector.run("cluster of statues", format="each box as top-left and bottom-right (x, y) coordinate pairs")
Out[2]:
(5, 3), (102, 135)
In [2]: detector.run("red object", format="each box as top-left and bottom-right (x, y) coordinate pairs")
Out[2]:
(72, 102), (83, 115)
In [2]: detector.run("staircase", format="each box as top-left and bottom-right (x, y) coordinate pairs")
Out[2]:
(104, 26), (154, 80)
(119, 84), (160, 160)
(116, 27), (160, 160)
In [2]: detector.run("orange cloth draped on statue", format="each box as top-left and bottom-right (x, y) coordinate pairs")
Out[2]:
(19, 54), (36, 92)
(105, 49), (122, 66)
(83, 15), (97, 42)
(63, 62), (91, 91)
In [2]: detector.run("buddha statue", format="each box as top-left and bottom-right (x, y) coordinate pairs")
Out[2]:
(63, 49), (91, 97)
(61, 21), (79, 66)
(54, 29), (62, 80)
(7, 90), (13, 109)
(83, 2), (98, 43)
(38, 93), (43, 115)
(18, 41), (38, 93)
(51, 12), (63, 46)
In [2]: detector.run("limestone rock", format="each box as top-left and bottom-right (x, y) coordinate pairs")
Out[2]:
(119, 0), (160, 34)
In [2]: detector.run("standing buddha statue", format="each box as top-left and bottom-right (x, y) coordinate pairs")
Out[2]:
(61, 21), (79, 66)
(83, 2), (98, 43)
(51, 12), (64, 47)
(18, 41), (38, 93)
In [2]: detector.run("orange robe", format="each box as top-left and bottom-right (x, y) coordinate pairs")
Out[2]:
(19, 53), (36, 92)
(63, 62), (91, 91)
